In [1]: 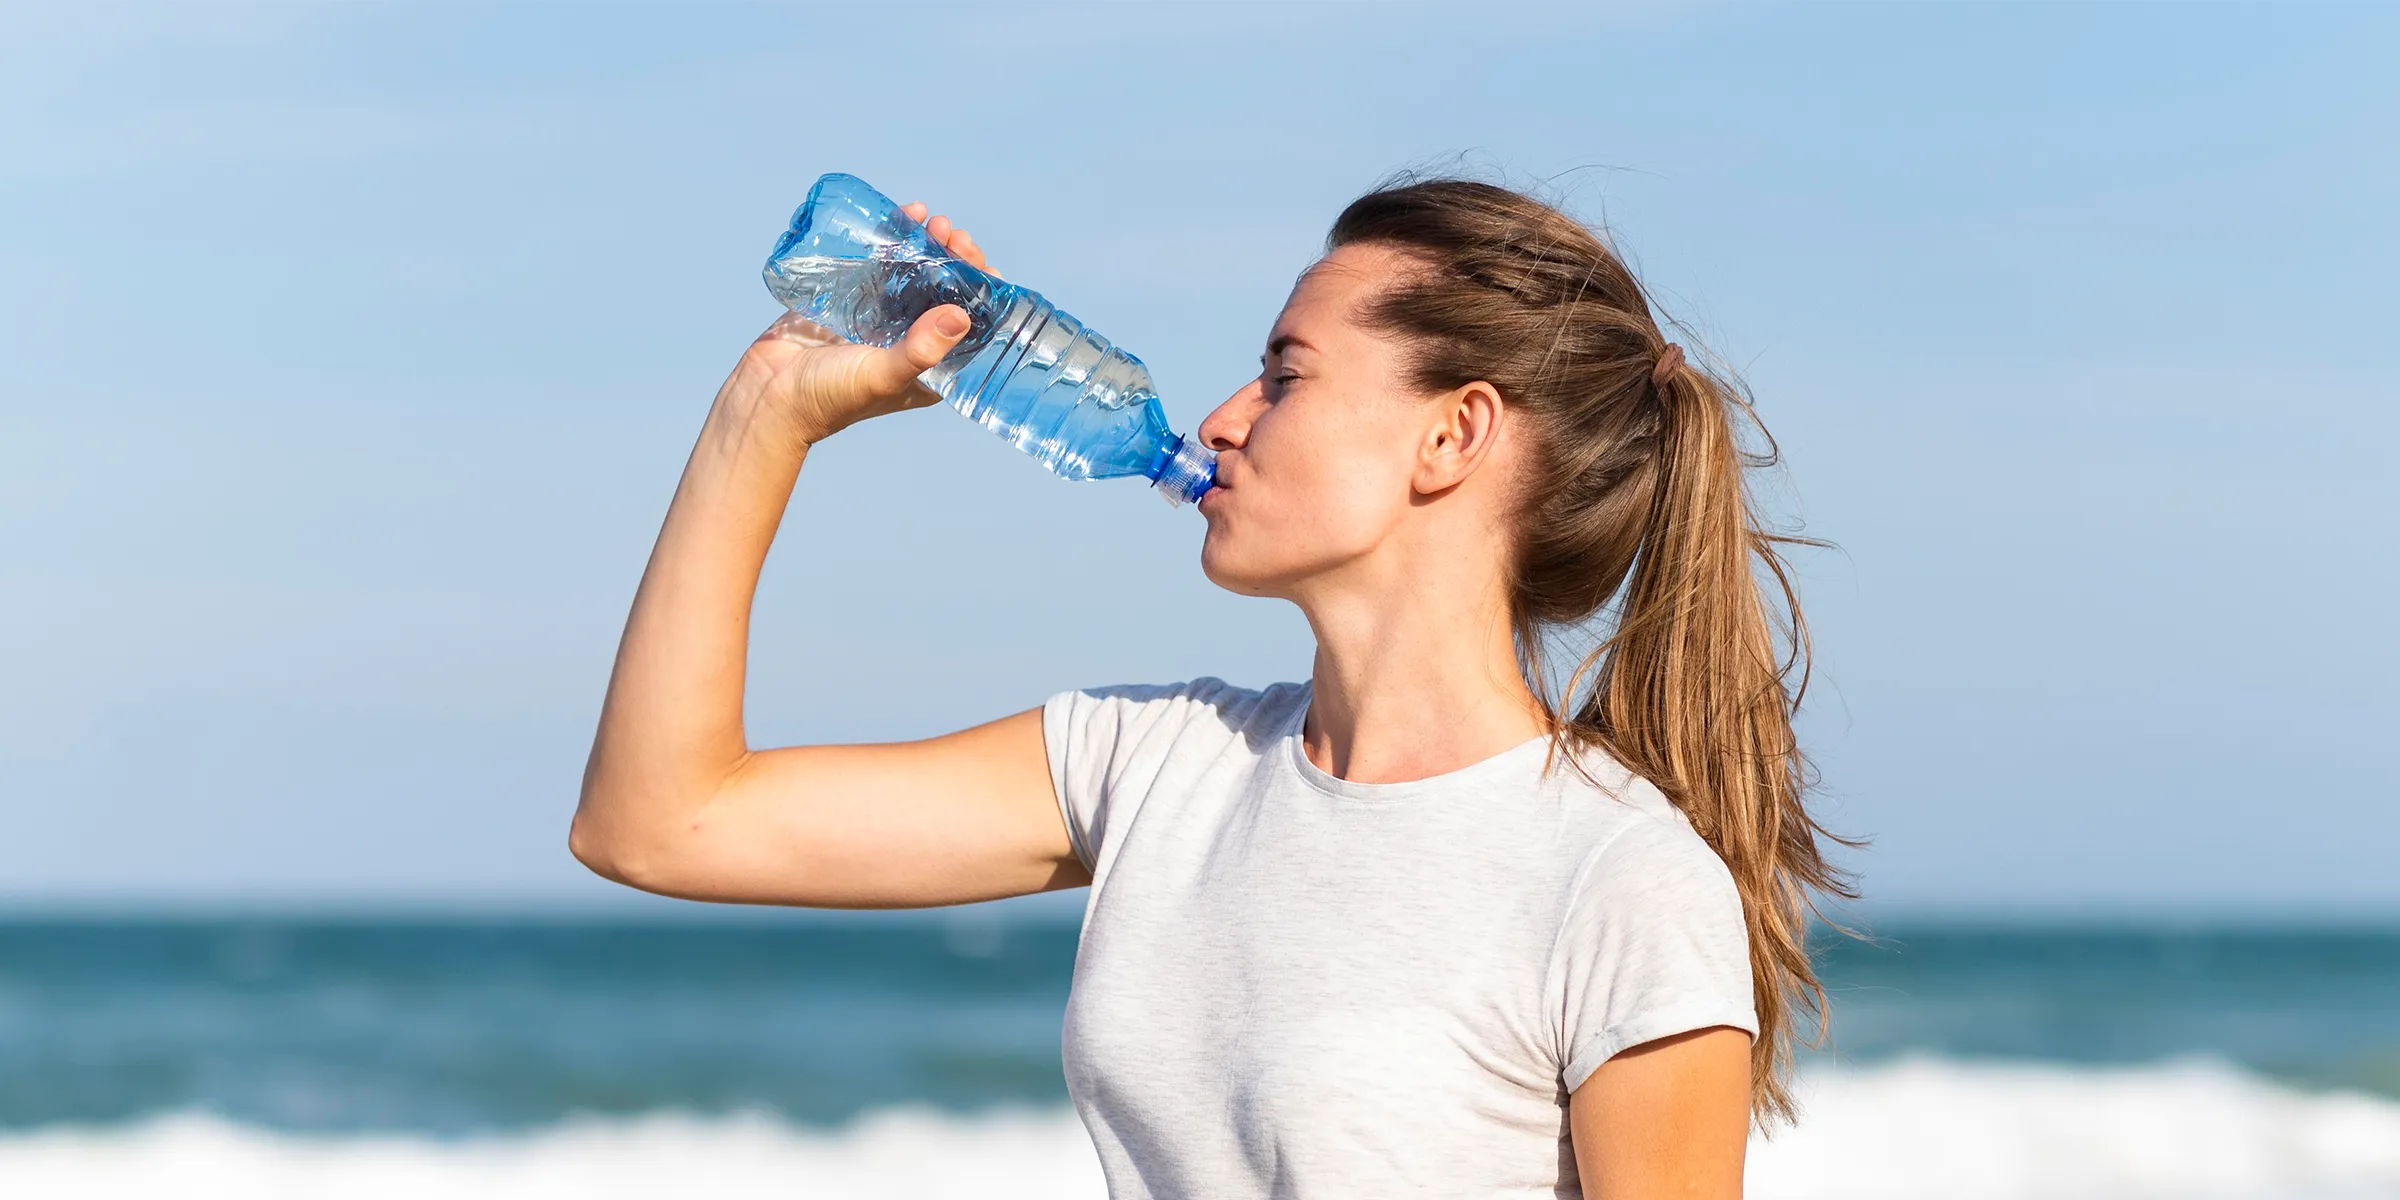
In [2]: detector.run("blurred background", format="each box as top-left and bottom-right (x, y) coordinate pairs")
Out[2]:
(2, 1), (2394, 1195)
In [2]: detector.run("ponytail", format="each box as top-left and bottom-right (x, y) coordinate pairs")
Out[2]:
(1572, 352), (1858, 1125)
(1328, 174), (1859, 1125)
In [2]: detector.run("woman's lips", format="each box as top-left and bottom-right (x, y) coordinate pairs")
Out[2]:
(1197, 457), (1231, 504)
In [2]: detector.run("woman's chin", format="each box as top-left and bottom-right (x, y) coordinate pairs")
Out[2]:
(1198, 539), (1237, 592)
(1199, 538), (1268, 598)
(1202, 539), (1311, 600)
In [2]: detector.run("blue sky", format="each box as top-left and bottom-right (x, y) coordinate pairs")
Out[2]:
(1, 1), (2392, 917)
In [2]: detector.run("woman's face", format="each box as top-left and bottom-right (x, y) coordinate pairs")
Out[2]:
(1195, 242), (1445, 598)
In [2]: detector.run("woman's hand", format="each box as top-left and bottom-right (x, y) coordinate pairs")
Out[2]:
(721, 202), (1003, 447)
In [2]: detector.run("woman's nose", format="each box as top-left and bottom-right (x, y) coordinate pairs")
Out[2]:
(1197, 379), (1261, 453)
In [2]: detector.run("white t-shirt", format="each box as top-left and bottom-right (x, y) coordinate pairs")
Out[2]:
(1043, 677), (1757, 1199)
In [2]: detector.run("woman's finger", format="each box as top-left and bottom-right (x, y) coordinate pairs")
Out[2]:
(860, 304), (971, 398)
(901, 203), (999, 278)
(951, 230), (989, 272)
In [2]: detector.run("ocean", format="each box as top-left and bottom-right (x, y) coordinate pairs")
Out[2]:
(2, 915), (2396, 1197)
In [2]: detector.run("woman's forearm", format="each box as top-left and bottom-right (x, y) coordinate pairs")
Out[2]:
(570, 306), (972, 885)
(571, 359), (814, 878)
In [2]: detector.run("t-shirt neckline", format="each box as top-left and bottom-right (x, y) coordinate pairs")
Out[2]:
(1281, 683), (1556, 802)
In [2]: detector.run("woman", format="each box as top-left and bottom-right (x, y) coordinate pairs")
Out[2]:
(571, 176), (1854, 1198)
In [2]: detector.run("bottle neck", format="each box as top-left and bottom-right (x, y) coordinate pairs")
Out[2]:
(1149, 435), (1217, 507)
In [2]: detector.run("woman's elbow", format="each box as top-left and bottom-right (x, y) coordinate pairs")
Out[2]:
(567, 810), (628, 882)
(568, 761), (760, 897)
(566, 797), (671, 891)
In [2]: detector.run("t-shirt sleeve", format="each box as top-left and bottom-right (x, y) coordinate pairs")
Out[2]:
(1041, 677), (1246, 875)
(1551, 816), (1759, 1093)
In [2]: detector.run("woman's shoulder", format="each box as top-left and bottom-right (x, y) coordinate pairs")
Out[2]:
(1544, 740), (1735, 887)
(1053, 675), (1303, 719)
(1056, 674), (1289, 707)
(1045, 676), (1307, 757)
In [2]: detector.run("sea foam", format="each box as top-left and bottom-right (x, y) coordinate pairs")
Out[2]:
(1750, 1058), (2400, 1200)
(0, 1106), (1104, 1200)
(4, 1059), (2396, 1198)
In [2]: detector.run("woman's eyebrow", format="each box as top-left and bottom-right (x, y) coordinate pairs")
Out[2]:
(1262, 333), (1315, 363)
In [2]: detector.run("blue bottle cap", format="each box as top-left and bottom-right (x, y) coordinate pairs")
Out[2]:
(1153, 437), (1217, 508)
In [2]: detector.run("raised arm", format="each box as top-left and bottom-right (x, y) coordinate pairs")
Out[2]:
(570, 210), (1089, 908)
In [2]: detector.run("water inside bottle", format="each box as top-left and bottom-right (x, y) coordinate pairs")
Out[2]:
(766, 252), (1181, 485)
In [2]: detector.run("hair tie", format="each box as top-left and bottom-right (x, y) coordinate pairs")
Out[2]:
(1651, 343), (1685, 386)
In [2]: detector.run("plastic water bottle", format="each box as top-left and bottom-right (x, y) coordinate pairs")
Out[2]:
(763, 173), (1216, 506)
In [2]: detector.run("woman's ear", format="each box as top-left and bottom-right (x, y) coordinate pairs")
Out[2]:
(1413, 380), (1505, 495)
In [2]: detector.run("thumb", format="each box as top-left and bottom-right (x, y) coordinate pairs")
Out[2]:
(862, 304), (972, 396)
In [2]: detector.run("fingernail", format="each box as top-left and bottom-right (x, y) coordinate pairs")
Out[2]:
(936, 310), (969, 336)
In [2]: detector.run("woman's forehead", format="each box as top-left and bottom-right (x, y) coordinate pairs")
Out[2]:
(1275, 244), (1412, 343)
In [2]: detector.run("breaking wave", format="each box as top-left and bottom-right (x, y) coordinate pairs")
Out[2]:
(5, 1058), (2397, 1198)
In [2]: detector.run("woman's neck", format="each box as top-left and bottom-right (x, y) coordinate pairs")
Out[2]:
(1294, 556), (1547, 784)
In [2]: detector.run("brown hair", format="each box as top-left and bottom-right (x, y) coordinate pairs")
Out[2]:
(1328, 175), (1860, 1126)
